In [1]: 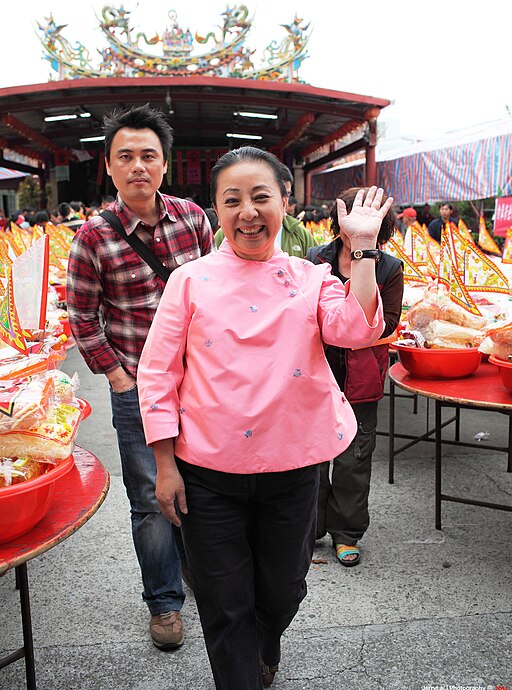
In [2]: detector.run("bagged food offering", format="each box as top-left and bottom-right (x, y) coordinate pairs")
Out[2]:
(420, 320), (484, 349)
(400, 286), (492, 349)
(407, 292), (487, 332)
(0, 337), (67, 381)
(0, 375), (55, 433)
(45, 370), (79, 404)
(0, 399), (84, 460)
(0, 456), (48, 487)
(479, 322), (512, 361)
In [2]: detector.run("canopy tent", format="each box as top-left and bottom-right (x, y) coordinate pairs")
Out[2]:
(0, 167), (29, 180)
(312, 119), (512, 204)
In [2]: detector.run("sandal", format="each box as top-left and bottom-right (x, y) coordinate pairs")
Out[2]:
(335, 543), (360, 567)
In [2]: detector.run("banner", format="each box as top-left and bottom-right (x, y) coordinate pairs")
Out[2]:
(205, 150), (211, 185)
(0, 267), (28, 354)
(502, 228), (512, 264)
(176, 151), (184, 186)
(493, 196), (512, 237)
(186, 150), (202, 186)
(478, 216), (501, 255)
(12, 236), (49, 330)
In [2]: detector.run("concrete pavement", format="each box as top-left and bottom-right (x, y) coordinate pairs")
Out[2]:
(1, 345), (511, 689)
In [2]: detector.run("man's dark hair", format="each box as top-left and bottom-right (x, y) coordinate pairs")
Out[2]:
(34, 210), (49, 225)
(69, 201), (83, 213)
(58, 202), (71, 218)
(210, 146), (287, 203)
(103, 103), (174, 162)
(204, 208), (219, 233)
(330, 187), (396, 246)
(440, 202), (453, 210)
(288, 195), (297, 206)
(278, 162), (294, 186)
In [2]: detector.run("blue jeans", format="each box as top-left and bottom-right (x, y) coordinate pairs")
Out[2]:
(110, 384), (185, 615)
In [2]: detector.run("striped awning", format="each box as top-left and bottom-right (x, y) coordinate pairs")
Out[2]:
(312, 119), (512, 204)
(0, 167), (30, 180)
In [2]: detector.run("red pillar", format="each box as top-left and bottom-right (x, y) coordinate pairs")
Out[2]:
(305, 170), (311, 205)
(365, 118), (378, 187)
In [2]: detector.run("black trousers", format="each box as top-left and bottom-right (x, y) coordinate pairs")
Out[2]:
(176, 459), (319, 690)
(317, 401), (378, 545)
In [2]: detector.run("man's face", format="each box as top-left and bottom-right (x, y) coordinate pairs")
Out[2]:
(105, 127), (167, 205)
(286, 200), (296, 215)
(440, 204), (452, 222)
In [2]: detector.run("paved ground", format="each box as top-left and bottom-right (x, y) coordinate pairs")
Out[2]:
(1, 345), (511, 690)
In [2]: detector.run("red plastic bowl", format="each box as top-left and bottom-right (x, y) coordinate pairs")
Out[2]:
(0, 455), (75, 544)
(489, 355), (512, 391)
(395, 344), (482, 379)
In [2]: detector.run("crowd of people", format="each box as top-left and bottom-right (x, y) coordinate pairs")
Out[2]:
(2, 102), (459, 690)
(0, 196), (116, 233)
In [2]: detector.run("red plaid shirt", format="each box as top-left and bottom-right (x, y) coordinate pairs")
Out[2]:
(66, 193), (213, 378)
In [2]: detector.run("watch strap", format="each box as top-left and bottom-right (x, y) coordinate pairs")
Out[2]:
(350, 249), (380, 261)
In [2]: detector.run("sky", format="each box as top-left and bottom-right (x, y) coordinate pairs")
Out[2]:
(2, 0), (512, 142)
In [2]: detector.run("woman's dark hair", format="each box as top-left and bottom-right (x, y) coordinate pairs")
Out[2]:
(210, 146), (287, 203)
(103, 103), (174, 162)
(303, 204), (317, 223)
(204, 208), (219, 233)
(329, 187), (396, 246)
(70, 200), (85, 213)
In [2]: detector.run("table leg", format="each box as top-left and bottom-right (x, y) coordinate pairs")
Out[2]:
(17, 563), (37, 690)
(508, 414), (512, 473)
(435, 400), (442, 530)
(455, 407), (460, 442)
(388, 376), (395, 484)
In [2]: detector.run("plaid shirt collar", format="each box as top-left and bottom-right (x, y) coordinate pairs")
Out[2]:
(114, 191), (176, 235)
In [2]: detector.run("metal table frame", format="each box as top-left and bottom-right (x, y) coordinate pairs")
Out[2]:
(387, 362), (512, 529)
(0, 448), (109, 689)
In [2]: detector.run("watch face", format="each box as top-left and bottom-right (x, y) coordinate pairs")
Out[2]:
(354, 250), (363, 258)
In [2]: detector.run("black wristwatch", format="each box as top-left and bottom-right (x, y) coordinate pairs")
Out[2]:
(350, 249), (380, 261)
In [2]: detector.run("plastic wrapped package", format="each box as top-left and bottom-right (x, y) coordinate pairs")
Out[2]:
(420, 320), (485, 349)
(0, 456), (48, 487)
(407, 295), (488, 331)
(0, 340), (66, 381)
(0, 401), (84, 460)
(0, 376), (55, 433)
(479, 321), (512, 360)
(45, 370), (79, 404)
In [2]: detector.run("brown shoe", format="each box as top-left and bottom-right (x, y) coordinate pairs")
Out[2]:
(260, 660), (279, 687)
(150, 611), (184, 650)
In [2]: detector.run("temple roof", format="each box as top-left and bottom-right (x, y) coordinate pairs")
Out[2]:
(0, 76), (390, 172)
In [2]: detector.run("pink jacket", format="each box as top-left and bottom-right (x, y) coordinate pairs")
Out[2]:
(138, 242), (384, 474)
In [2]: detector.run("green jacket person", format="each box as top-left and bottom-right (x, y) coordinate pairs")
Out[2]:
(215, 213), (317, 258)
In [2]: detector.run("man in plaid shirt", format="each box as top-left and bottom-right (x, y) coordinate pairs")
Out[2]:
(67, 104), (213, 650)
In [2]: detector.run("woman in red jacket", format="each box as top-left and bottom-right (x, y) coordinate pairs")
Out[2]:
(308, 187), (404, 566)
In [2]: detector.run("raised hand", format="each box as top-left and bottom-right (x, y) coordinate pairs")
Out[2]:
(337, 186), (394, 248)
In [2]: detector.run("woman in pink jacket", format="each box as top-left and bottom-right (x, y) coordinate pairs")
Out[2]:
(137, 147), (392, 690)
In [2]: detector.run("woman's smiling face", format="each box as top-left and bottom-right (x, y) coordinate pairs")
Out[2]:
(214, 160), (287, 261)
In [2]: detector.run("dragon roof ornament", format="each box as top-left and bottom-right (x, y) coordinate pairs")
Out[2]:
(36, 4), (310, 82)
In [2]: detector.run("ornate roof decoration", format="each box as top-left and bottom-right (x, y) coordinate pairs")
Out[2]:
(36, 4), (310, 82)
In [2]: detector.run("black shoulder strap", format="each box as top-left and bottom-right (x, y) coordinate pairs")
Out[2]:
(100, 210), (171, 283)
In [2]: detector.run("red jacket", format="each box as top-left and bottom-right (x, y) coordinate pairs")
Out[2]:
(307, 240), (404, 404)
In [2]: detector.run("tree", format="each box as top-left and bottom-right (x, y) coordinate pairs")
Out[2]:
(17, 176), (42, 210)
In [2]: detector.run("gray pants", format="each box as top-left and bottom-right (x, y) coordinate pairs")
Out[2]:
(316, 401), (378, 546)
